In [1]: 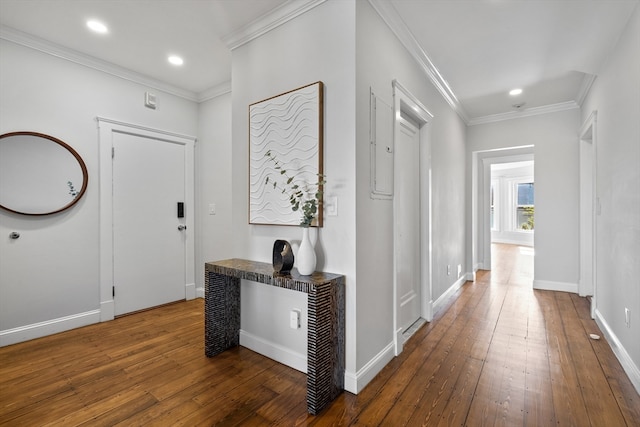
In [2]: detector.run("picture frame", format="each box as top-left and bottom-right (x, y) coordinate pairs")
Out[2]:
(248, 81), (324, 226)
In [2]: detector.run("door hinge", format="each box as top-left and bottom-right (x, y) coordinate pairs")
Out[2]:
(112, 286), (115, 297)
(112, 147), (115, 159)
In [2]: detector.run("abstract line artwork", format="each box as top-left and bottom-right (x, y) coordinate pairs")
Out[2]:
(249, 81), (324, 226)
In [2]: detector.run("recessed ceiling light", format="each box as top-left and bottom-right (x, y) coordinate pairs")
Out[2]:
(86, 20), (108, 34)
(509, 88), (523, 96)
(168, 55), (184, 66)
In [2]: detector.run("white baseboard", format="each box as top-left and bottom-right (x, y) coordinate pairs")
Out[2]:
(594, 308), (640, 395)
(185, 282), (196, 300)
(433, 274), (467, 314)
(466, 271), (476, 282)
(394, 327), (404, 356)
(344, 341), (395, 394)
(533, 279), (578, 293)
(0, 310), (101, 347)
(196, 287), (205, 299)
(424, 300), (434, 323)
(491, 237), (534, 247)
(239, 330), (307, 374)
(101, 299), (114, 321)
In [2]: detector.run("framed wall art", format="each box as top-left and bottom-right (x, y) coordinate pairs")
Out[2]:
(249, 81), (324, 226)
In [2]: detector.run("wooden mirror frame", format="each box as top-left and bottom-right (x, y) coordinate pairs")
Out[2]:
(0, 131), (88, 215)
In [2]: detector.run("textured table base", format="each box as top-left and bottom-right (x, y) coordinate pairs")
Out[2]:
(205, 259), (345, 415)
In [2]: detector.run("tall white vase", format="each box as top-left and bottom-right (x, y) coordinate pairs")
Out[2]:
(297, 227), (316, 275)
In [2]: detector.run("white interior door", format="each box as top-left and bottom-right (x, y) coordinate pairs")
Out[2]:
(112, 132), (187, 315)
(395, 115), (421, 333)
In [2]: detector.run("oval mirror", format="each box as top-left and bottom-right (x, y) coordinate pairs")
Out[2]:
(0, 131), (88, 215)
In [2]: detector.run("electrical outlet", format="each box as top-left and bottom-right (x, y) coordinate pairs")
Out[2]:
(457, 264), (462, 277)
(290, 309), (301, 329)
(447, 265), (451, 276)
(625, 308), (630, 328)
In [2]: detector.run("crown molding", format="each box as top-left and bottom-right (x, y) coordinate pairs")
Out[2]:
(576, 73), (597, 107)
(368, 0), (470, 124)
(198, 81), (232, 102)
(1, 25), (199, 102)
(222, 0), (327, 50)
(467, 101), (580, 126)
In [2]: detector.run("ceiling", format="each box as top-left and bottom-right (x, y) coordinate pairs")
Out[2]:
(1, 0), (637, 123)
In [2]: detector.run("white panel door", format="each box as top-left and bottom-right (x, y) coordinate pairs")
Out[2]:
(112, 132), (186, 315)
(395, 116), (421, 332)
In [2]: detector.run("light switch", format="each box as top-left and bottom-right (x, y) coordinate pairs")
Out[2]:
(326, 196), (338, 216)
(209, 203), (216, 215)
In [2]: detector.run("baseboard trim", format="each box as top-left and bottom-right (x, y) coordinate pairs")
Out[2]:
(344, 341), (395, 394)
(533, 279), (578, 293)
(196, 287), (205, 299)
(394, 327), (404, 356)
(239, 330), (307, 374)
(0, 309), (101, 347)
(594, 308), (640, 395)
(433, 274), (467, 314)
(185, 282), (196, 300)
(491, 237), (534, 247)
(101, 299), (114, 321)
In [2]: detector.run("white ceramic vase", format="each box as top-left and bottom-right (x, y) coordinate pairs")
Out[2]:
(297, 227), (316, 275)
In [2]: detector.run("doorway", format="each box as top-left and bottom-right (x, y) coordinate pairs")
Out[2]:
(490, 161), (535, 245)
(98, 118), (196, 320)
(473, 148), (534, 274)
(392, 81), (433, 356)
(489, 160), (535, 285)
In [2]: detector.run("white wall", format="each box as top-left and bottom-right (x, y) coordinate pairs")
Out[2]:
(0, 39), (198, 343)
(196, 92), (233, 294)
(468, 108), (581, 292)
(355, 0), (467, 376)
(229, 0), (358, 381)
(580, 4), (639, 391)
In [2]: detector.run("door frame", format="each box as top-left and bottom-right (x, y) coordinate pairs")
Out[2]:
(97, 117), (196, 321)
(472, 147), (534, 273)
(579, 110), (597, 317)
(392, 80), (433, 356)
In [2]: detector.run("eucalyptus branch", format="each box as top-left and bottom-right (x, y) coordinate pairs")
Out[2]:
(264, 150), (325, 227)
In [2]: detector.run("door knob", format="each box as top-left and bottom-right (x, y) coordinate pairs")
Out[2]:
(178, 224), (187, 231)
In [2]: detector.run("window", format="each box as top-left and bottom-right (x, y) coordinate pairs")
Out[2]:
(516, 182), (534, 230)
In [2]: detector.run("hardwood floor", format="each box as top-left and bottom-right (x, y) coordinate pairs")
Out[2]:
(1, 243), (639, 426)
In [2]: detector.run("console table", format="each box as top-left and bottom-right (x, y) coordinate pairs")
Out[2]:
(204, 259), (345, 415)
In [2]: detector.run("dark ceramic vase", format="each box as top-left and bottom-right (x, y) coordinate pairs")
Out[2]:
(272, 240), (294, 274)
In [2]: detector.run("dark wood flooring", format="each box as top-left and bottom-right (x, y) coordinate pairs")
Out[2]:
(1, 243), (639, 426)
